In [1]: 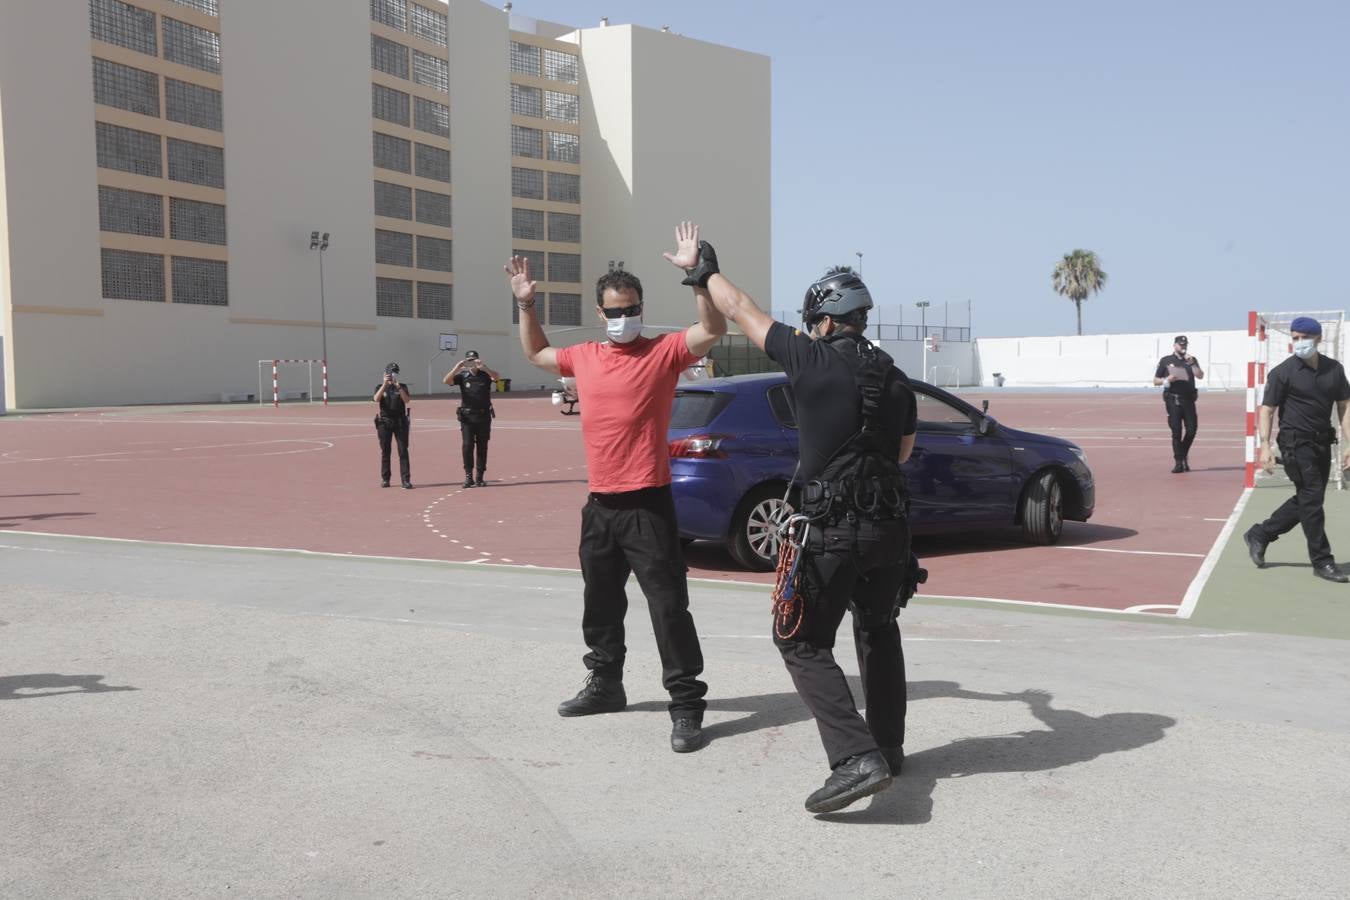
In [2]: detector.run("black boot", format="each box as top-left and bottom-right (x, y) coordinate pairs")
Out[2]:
(670, 717), (706, 753)
(463, 474), (474, 488)
(557, 673), (626, 717)
(1181, 457), (1191, 472)
(1171, 459), (1185, 474)
(804, 750), (893, 814)
(475, 471), (486, 487)
(1243, 526), (1268, 569)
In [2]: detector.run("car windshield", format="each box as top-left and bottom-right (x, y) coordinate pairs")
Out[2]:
(671, 390), (733, 429)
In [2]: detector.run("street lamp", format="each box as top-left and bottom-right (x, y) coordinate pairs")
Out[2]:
(855, 251), (863, 276)
(308, 229), (330, 361)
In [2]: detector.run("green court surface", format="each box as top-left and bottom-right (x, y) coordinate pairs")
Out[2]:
(1190, 483), (1350, 639)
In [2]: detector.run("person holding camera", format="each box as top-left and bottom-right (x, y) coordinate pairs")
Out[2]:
(444, 350), (498, 488)
(373, 362), (412, 489)
(1153, 335), (1204, 473)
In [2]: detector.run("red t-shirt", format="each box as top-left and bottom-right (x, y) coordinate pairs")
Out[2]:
(556, 330), (698, 493)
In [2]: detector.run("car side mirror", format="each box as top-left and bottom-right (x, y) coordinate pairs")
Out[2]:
(977, 416), (997, 436)
(981, 400), (990, 415)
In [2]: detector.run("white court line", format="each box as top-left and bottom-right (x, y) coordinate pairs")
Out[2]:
(1177, 487), (1255, 619)
(1055, 545), (1205, 559)
(0, 529), (1218, 620)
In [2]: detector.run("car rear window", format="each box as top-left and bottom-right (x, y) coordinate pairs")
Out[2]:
(671, 390), (733, 429)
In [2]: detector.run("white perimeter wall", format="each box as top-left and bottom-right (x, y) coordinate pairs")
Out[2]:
(973, 330), (1250, 390)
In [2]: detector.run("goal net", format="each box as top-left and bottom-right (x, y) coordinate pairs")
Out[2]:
(257, 359), (328, 407)
(927, 365), (960, 388)
(1247, 311), (1346, 490)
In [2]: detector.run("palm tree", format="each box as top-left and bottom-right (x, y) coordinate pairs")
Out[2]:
(1052, 250), (1107, 335)
(824, 265), (854, 276)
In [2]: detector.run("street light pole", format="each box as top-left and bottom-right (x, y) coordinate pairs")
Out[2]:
(916, 300), (932, 382)
(855, 251), (863, 276)
(309, 230), (331, 404)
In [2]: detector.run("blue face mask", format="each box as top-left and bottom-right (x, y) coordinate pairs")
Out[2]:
(1293, 338), (1316, 359)
(606, 314), (643, 344)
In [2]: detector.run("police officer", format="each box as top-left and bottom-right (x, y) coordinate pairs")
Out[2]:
(678, 240), (919, 814)
(373, 362), (412, 489)
(1153, 335), (1204, 472)
(1244, 317), (1350, 582)
(444, 350), (498, 488)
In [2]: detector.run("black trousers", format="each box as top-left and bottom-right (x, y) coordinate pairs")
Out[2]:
(774, 516), (909, 768)
(1164, 393), (1198, 461)
(460, 416), (490, 475)
(577, 485), (708, 720)
(1253, 438), (1334, 566)
(375, 417), (410, 483)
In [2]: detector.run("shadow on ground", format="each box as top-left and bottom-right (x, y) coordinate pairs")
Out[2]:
(634, 678), (1174, 824)
(0, 674), (138, 700)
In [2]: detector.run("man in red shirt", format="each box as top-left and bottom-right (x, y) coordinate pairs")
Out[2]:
(505, 222), (725, 753)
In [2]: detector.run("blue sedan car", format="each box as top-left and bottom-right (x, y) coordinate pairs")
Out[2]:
(669, 373), (1095, 570)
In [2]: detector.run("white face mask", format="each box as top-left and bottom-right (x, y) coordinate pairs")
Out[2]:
(606, 314), (643, 344)
(1293, 338), (1317, 359)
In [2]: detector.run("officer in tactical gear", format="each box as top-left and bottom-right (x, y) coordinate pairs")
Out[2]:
(373, 362), (413, 489)
(444, 350), (499, 488)
(682, 244), (919, 814)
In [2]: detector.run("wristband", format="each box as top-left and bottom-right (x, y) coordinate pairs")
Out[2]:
(680, 240), (720, 289)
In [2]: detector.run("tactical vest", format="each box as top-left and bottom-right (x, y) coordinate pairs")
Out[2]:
(801, 334), (909, 522)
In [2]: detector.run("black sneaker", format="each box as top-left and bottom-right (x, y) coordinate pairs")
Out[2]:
(1171, 460), (1185, 474)
(463, 476), (474, 488)
(475, 474), (486, 487)
(1243, 526), (1268, 569)
(1181, 458), (1191, 472)
(402, 481), (413, 489)
(380, 480), (390, 488)
(879, 746), (904, 776)
(1313, 563), (1349, 583)
(557, 674), (626, 717)
(804, 750), (893, 814)
(670, 717), (706, 753)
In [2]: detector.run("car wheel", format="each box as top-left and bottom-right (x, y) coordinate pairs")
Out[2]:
(729, 483), (793, 571)
(1021, 470), (1064, 545)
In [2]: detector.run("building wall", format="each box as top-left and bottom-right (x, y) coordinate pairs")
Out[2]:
(0, 2), (771, 409)
(973, 330), (1252, 390)
(574, 25), (771, 345)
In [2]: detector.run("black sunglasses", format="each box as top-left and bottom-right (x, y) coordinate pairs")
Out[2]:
(600, 303), (643, 319)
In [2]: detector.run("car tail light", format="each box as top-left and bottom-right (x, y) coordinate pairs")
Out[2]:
(669, 434), (728, 459)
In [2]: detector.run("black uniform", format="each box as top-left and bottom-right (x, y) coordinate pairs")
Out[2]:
(374, 381), (411, 486)
(1156, 353), (1200, 464)
(453, 369), (494, 480)
(764, 322), (918, 768)
(1250, 354), (1350, 566)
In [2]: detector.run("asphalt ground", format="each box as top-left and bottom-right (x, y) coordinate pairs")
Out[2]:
(3, 531), (1349, 899)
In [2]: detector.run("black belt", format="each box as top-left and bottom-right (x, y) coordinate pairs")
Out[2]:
(589, 484), (671, 510)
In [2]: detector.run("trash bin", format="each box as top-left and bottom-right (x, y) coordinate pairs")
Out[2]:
(496, 378), (512, 392)
(993, 372), (1005, 387)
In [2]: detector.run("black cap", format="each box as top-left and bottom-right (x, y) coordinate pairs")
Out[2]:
(1174, 335), (1188, 345)
(464, 350), (480, 360)
(384, 362), (400, 374)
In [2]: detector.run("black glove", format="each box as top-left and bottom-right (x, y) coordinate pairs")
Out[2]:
(680, 240), (720, 289)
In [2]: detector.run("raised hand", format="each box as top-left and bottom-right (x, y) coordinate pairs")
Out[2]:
(661, 220), (701, 270)
(504, 256), (537, 304)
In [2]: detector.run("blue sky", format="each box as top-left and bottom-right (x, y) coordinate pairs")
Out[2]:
(534, 0), (1348, 337)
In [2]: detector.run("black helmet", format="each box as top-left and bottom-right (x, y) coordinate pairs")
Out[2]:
(801, 271), (873, 329)
(384, 362), (400, 375)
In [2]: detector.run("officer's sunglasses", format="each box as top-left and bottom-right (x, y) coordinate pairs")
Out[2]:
(600, 303), (643, 319)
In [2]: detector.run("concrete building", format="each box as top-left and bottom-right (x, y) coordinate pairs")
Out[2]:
(0, 0), (770, 409)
